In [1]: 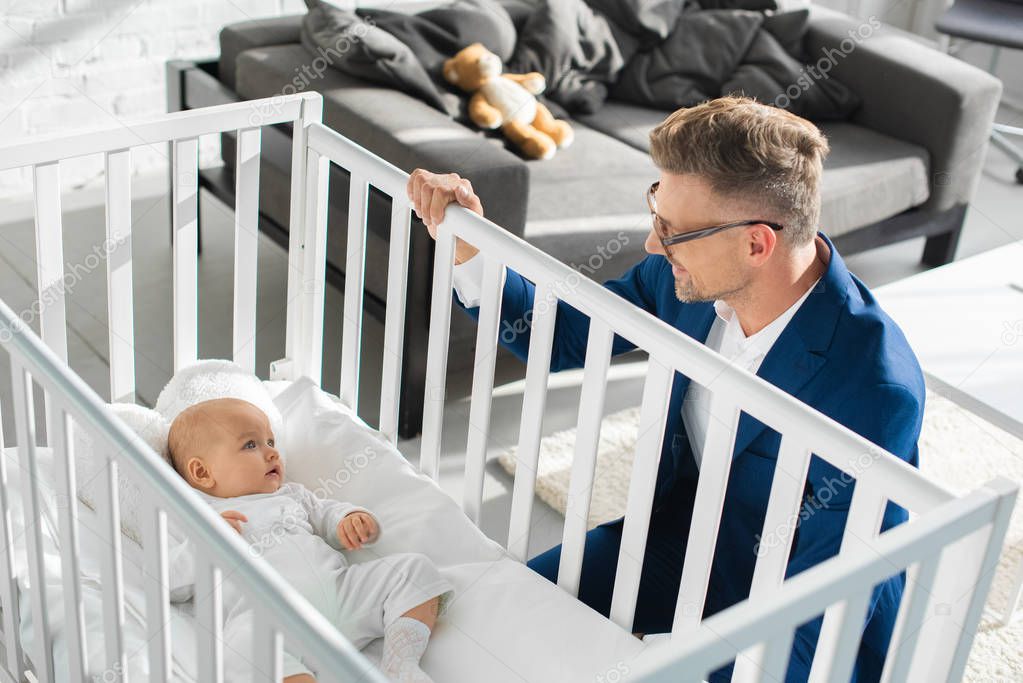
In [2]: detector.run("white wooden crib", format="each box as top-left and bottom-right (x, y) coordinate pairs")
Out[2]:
(0, 92), (1016, 683)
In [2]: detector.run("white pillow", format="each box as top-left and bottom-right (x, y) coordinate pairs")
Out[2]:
(271, 377), (507, 567)
(73, 403), (170, 545)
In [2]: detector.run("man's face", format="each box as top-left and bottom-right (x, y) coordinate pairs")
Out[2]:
(643, 173), (756, 303)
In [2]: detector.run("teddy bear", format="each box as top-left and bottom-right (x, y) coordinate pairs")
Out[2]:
(442, 42), (574, 160)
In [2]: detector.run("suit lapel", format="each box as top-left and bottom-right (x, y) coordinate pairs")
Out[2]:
(730, 235), (850, 457)
(730, 326), (827, 457)
(654, 302), (717, 500)
(671, 302), (717, 400)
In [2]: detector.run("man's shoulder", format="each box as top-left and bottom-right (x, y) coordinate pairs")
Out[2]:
(828, 271), (925, 398)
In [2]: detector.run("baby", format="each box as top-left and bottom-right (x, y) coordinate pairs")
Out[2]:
(166, 397), (452, 683)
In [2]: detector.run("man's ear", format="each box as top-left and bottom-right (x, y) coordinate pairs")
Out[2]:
(747, 223), (777, 265)
(443, 58), (459, 85)
(186, 457), (215, 490)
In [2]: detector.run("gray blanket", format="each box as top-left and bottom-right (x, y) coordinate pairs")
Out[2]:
(300, 0), (859, 122)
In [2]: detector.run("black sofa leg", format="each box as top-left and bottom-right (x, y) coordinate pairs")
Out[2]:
(920, 205), (967, 267)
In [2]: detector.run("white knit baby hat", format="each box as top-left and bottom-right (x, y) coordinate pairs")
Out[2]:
(154, 359), (285, 450)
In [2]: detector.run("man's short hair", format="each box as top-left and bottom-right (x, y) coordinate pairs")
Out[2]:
(649, 96), (830, 246)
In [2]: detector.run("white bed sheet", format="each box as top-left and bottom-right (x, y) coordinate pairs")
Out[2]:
(6, 376), (647, 682)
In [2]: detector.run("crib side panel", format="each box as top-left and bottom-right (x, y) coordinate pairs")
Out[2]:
(0, 93), (399, 683)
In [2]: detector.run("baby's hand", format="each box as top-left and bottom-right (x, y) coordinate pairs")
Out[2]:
(221, 510), (247, 534)
(337, 511), (378, 550)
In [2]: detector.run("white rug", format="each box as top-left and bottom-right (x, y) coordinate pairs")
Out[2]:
(498, 390), (1023, 681)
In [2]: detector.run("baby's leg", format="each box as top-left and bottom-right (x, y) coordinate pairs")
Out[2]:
(400, 595), (440, 630)
(332, 553), (453, 682)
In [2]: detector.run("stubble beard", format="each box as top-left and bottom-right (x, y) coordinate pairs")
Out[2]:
(673, 271), (748, 304)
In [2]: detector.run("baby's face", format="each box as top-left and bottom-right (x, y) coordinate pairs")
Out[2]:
(168, 398), (284, 498)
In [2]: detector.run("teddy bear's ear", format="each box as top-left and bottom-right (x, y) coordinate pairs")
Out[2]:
(443, 58), (459, 85)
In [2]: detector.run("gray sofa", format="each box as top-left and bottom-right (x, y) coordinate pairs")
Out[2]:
(167, 5), (1001, 437)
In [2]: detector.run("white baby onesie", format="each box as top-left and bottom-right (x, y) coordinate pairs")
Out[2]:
(169, 482), (453, 681)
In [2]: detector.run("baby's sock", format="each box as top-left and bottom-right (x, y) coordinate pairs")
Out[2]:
(381, 616), (434, 683)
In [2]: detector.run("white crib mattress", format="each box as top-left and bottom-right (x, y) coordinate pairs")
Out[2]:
(5, 376), (647, 682)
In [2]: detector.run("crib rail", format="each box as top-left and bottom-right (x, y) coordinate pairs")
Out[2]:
(299, 115), (1016, 682)
(627, 478), (1017, 682)
(0, 293), (387, 683)
(0, 93), (386, 683)
(0, 90), (1016, 683)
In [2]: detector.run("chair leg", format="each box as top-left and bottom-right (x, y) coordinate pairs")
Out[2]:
(921, 205), (967, 267)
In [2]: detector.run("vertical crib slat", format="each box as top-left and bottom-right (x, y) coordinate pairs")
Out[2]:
(462, 256), (504, 525)
(34, 162), (67, 447)
(172, 137), (199, 372)
(557, 319), (613, 597)
(97, 453), (129, 682)
(943, 478), (1018, 681)
(378, 198), (411, 444)
(0, 395), (25, 679)
(52, 409), (88, 683)
(284, 95), (323, 379)
(738, 628), (795, 683)
(10, 363), (55, 683)
(808, 483), (884, 681)
(879, 558), (939, 683)
(104, 149), (136, 403)
(672, 396), (741, 635)
(506, 280), (558, 562)
(253, 607), (283, 682)
(749, 437), (811, 590)
(195, 555), (224, 683)
(299, 150), (329, 385)
(732, 436), (809, 682)
(905, 478), (1017, 681)
(838, 482), (886, 556)
(608, 358), (673, 629)
(33, 162), (68, 364)
(339, 174), (369, 413)
(419, 227), (456, 481)
(144, 504), (171, 683)
(232, 127), (262, 373)
(807, 589), (872, 682)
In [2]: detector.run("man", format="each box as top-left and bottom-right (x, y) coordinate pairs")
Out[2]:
(406, 96), (925, 682)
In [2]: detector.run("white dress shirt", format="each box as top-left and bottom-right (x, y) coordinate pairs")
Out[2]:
(452, 257), (820, 469)
(682, 284), (817, 468)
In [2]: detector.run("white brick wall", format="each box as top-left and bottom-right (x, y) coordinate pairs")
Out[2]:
(0, 0), (308, 200)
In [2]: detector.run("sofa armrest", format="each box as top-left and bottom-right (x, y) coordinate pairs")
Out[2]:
(805, 7), (1002, 212)
(220, 16), (304, 90)
(235, 48), (530, 236)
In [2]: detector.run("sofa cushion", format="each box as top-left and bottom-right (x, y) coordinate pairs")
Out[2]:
(815, 122), (930, 237)
(219, 16), (303, 90)
(234, 44), (529, 232)
(575, 100), (668, 152)
(521, 123), (657, 282)
(576, 102), (931, 238)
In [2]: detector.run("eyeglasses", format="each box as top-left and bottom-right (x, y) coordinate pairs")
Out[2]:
(647, 181), (783, 247)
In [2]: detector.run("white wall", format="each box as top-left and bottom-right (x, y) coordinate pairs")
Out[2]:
(0, 0), (307, 200)
(815, 0), (1023, 105)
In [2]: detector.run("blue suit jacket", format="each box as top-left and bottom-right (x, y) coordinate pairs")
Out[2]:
(457, 234), (925, 682)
